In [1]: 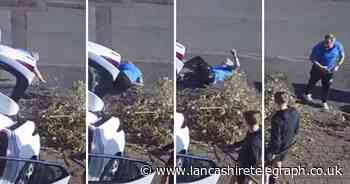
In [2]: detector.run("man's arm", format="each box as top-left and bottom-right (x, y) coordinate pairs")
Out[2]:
(251, 135), (262, 166)
(337, 49), (345, 66)
(34, 67), (46, 83)
(295, 112), (300, 136)
(269, 117), (282, 154)
(332, 45), (345, 72)
(310, 44), (327, 70)
(221, 140), (244, 152)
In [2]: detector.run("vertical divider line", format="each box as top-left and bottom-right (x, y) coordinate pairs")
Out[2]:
(85, 0), (89, 182)
(261, 0), (266, 182)
(173, 0), (177, 183)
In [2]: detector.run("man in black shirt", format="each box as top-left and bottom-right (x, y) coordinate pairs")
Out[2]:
(267, 92), (299, 168)
(237, 110), (262, 184)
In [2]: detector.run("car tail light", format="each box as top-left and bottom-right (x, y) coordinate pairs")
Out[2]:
(176, 52), (184, 61)
(17, 60), (35, 72)
(102, 56), (120, 67)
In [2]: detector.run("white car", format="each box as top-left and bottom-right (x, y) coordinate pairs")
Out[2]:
(0, 92), (70, 184)
(176, 42), (186, 74)
(175, 112), (220, 184)
(88, 42), (143, 97)
(0, 44), (43, 101)
(0, 44), (37, 85)
(88, 91), (155, 184)
(0, 45), (70, 184)
(88, 41), (121, 83)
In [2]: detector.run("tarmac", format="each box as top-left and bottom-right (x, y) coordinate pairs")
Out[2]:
(89, 1), (173, 86)
(266, 0), (350, 109)
(177, 0), (262, 86)
(266, 0), (350, 183)
(0, 2), (85, 89)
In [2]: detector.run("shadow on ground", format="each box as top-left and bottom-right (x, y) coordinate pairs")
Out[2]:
(292, 83), (350, 105)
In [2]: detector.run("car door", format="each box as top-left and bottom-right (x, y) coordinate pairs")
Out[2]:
(88, 154), (155, 184)
(176, 154), (220, 184)
(0, 157), (70, 184)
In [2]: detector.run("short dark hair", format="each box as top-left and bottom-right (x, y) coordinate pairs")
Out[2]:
(324, 33), (335, 40)
(243, 110), (261, 127)
(274, 91), (289, 105)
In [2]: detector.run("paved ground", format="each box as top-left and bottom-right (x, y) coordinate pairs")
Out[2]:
(89, 1), (173, 86)
(177, 1), (262, 184)
(266, 0), (350, 183)
(0, 3), (85, 184)
(177, 0), (262, 86)
(0, 5), (85, 89)
(88, 2), (173, 184)
(266, 0), (350, 109)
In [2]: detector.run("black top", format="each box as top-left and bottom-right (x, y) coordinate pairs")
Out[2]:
(238, 128), (262, 167)
(268, 107), (299, 154)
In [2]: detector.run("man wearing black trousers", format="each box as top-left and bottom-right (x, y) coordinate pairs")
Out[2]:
(304, 33), (345, 110)
(237, 111), (262, 184)
(267, 92), (299, 183)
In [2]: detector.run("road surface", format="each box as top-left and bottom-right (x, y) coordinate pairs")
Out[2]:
(266, 1), (350, 183)
(0, 5), (85, 89)
(89, 1), (173, 86)
(177, 0), (262, 85)
(266, 0), (350, 109)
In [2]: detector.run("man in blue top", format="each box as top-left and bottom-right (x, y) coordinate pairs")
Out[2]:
(178, 48), (240, 89)
(114, 61), (143, 92)
(210, 49), (240, 84)
(304, 33), (345, 110)
(118, 62), (143, 85)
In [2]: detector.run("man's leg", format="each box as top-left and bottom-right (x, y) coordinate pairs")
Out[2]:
(114, 72), (132, 93)
(305, 65), (321, 99)
(183, 56), (211, 87)
(230, 48), (240, 69)
(237, 173), (248, 184)
(321, 73), (333, 103)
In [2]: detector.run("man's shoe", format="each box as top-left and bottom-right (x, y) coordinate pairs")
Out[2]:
(230, 48), (240, 69)
(322, 102), (330, 110)
(230, 48), (238, 58)
(303, 94), (313, 103)
(224, 58), (234, 67)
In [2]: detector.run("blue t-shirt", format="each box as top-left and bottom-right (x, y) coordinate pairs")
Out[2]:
(310, 41), (344, 70)
(210, 65), (234, 82)
(118, 63), (142, 83)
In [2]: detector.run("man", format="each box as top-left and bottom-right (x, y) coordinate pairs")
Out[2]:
(304, 33), (345, 110)
(113, 61), (143, 93)
(89, 60), (143, 97)
(179, 48), (240, 88)
(267, 92), (299, 168)
(0, 46), (46, 101)
(210, 48), (240, 84)
(236, 110), (262, 184)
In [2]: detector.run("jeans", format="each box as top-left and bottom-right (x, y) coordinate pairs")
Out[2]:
(305, 65), (333, 103)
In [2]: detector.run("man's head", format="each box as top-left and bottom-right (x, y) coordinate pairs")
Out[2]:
(274, 91), (289, 109)
(243, 110), (260, 132)
(323, 33), (336, 50)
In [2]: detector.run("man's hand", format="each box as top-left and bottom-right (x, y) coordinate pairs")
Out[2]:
(332, 65), (340, 72)
(313, 61), (329, 72)
(34, 67), (47, 83)
(39, 77), (47, 83)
